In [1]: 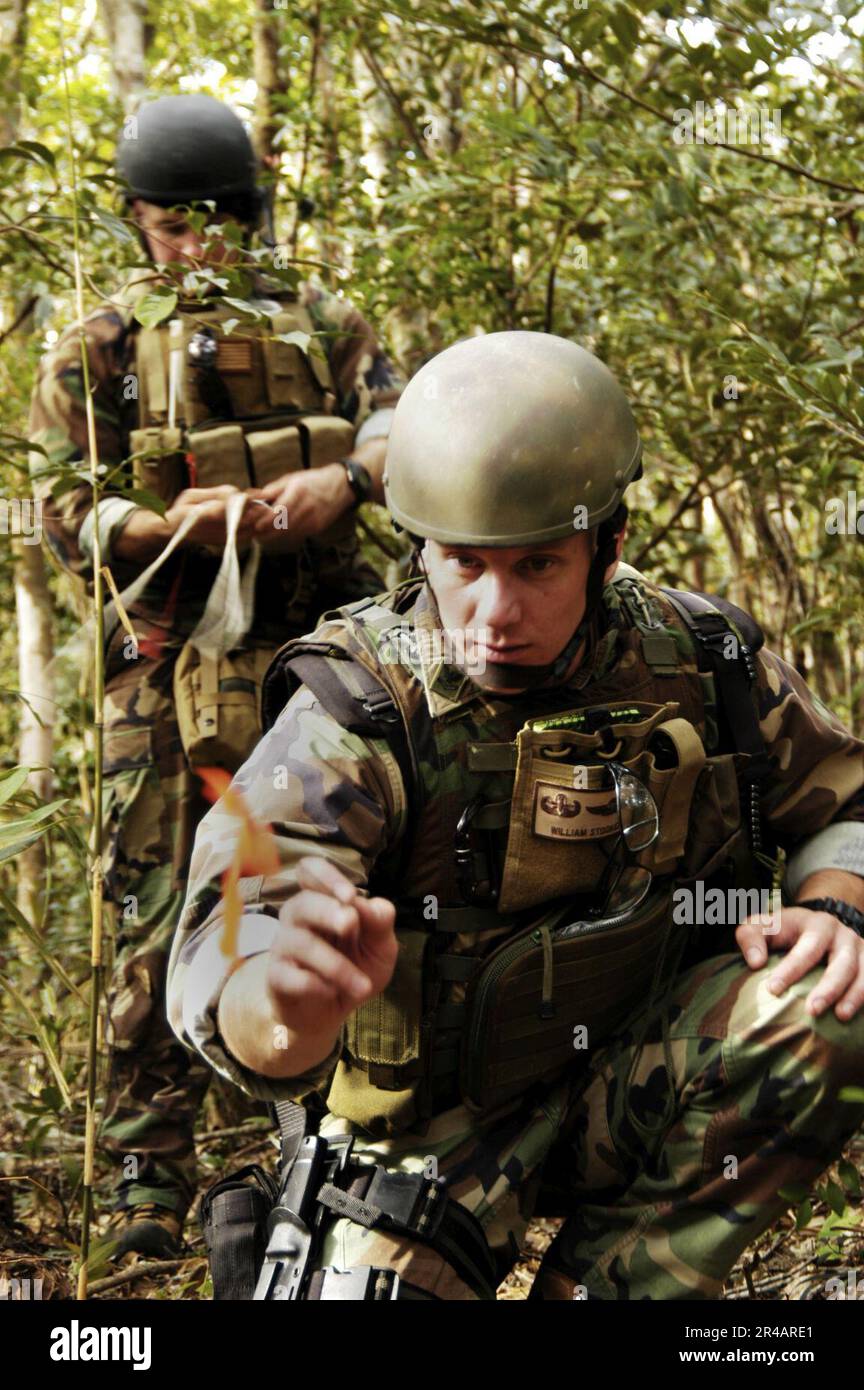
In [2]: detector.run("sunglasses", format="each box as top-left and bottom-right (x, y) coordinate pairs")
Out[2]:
(585, 760), (659, 922)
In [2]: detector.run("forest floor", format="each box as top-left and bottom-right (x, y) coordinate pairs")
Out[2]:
(3, 1064), (863, 1302)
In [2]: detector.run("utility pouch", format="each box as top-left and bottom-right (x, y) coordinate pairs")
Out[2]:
(245, 423), (304, 488)
(343, 926), (429, 1088)
(460, 887), (675, 1115)
(128, 425), (187, 505)
(185, 423), (251, 491)
(173, 643), (274, 773)
(200, 1164), (280, 1301)
(497, 702), (685, 912)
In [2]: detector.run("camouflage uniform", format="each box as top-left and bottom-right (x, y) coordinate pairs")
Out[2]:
(28, 275), (403, 1218)
(167, 572), (864, 1297)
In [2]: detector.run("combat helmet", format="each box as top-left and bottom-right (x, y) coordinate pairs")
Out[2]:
(384, 331), (643, 688)
(116, 94), (263, 227)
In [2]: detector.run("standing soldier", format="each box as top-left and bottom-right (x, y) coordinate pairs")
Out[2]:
(28, 93), (404, 1258)
(168, 332), (864, 1300)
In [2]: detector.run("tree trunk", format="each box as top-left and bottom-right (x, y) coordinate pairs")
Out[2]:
(14, 538), (55, 934)
(97, 0), (148, 110)
(0, 0), (28, 146)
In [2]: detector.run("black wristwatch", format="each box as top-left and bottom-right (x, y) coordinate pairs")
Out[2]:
(797, 897), (864, 938)
(341, 457), (373, 509)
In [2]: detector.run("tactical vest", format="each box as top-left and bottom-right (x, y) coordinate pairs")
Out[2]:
(121, 276), (355, 545)
(261, 569), (775, 1138)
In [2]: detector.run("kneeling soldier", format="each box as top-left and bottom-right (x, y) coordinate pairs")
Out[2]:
(168, 332), (864, 1300)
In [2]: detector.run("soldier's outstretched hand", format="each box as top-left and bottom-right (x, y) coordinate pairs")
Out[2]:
(266, 857), (398, 1041)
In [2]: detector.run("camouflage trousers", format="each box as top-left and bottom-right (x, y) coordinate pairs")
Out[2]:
(99, 628), (219, 1219)
(311, 949), (864, 1299)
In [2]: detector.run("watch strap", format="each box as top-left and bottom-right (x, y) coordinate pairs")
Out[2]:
(342, 457), (372, 509)
(797, 897), (864, 938)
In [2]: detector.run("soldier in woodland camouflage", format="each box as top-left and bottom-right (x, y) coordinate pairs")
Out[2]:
(168, 332), (864, 1299)
(28, 94), (404, 1257)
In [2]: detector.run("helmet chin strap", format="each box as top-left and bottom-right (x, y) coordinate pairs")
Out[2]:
(418, 522), (619, 693)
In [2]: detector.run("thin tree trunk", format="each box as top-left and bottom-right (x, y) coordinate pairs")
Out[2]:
(14, 538), (55, 935)
(97, 0), (148, 110)
(0, 0), (28, 145)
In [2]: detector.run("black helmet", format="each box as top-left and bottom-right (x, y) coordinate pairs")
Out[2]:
(116, 94), (261, 223)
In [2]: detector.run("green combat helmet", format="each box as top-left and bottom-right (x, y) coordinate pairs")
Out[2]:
(383, 331), (644, 688)
(116, 93), (263, 229)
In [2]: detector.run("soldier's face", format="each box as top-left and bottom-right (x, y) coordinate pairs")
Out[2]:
(423, 530), (623, 693)
(132, 198), (244, 270)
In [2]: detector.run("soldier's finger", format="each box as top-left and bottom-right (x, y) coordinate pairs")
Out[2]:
(766, 918), (835, 995)
(833, 950), (864, 1021)
(736, 907), (800, 965)
(185, 485), (239, 500)
(356, 895), (397, 937)
(295, 857), (358, 905)
(280, 889), (360, 942)
(275, 922), (371, 1001)
(805, 935), (862, 1017)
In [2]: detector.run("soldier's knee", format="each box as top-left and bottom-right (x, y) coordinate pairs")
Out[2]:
(732, 958), (864, 1091)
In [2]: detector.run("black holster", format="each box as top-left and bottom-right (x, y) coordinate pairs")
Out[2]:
(199, 1164), (280, 1301)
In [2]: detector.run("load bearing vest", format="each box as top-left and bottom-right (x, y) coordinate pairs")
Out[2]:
(126, 287), (355, 523)
(262, 571), (771, 1134)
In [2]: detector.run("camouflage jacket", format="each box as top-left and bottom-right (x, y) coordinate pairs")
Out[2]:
(166, 572), (864, 1129)
(28, 270), (404, 640)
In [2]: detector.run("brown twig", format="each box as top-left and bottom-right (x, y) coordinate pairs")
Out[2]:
(88, 1257), (203, 1295)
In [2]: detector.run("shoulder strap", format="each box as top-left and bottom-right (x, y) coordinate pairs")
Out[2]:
(661, 587), (775, 863)
(261, 636), (416, 809)
(660, 588), (765, 759)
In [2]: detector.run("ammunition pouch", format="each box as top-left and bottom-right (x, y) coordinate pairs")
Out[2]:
(173, 643), (275, 773)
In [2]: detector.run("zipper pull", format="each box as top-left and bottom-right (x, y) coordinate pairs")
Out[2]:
(538, 925), (556, 1020)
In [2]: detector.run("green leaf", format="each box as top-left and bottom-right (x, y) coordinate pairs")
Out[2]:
(0, 832), (42, 865)
(272, 330), (310, 352)
(794, 1198), (812, 1230)
(0, 799), (70, 847)
(824, 1179), (847, 1218)
(0, 141), (55, 168)
(222, 297), (266, 320)
(133, 291), (178, 329)
(608, 7), (640, 51)
(839, 1086), (864, 1103)
(838, 1159), (861, 1198)
(126, 488), (167, 518)
(778, 1181), (809, 1203)
(91, 207), (136, 244)
(0, 767), (32, 805)
(0, 889), (83, 1002)
(0, 977), (72, 1108)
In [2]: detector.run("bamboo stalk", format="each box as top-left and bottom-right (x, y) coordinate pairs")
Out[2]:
(56, 2), (105, 1302)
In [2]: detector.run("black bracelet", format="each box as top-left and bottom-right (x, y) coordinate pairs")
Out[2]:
(796, 897), (864, 938)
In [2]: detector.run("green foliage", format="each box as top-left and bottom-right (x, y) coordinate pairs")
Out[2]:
(0, 0), (863, 1286)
